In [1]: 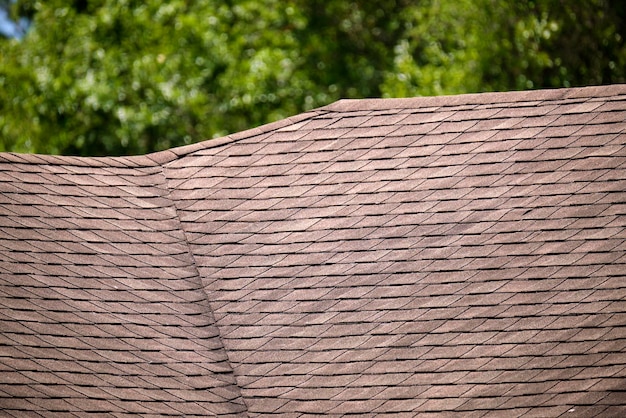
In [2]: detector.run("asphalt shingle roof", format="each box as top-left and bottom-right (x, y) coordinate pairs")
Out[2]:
(1, 85), (626, 416)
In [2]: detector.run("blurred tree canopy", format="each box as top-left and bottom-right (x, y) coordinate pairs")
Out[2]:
(1, 0), (625, 156)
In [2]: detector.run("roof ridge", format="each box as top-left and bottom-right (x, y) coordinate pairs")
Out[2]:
(0, 109), (326, 168)
(152, 109), (327, 167)
(320, 84), (626, 113)
(4, 85), (624, 165)
(0, 151), (157, 168)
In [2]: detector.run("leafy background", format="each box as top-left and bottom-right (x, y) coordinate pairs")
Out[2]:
(1, 0), (625, 156)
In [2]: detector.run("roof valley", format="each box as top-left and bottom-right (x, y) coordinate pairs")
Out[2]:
(158, 160), (252, 416)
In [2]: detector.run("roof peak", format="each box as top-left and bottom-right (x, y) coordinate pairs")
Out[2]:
(322, 84), (626, 112)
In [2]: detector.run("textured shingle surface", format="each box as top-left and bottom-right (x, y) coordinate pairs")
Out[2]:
(0, 156), (246, 416)
(1, 85), (626, 416)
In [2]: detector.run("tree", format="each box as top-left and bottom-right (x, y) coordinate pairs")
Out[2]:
(1, 0), (625, 156)
(381, 0), (626, 96)
(0, 0), (315, 155)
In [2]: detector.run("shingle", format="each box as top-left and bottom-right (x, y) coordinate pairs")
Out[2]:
(1, 85), (626, 416)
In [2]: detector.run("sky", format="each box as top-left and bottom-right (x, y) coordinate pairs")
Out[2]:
(0, 3), (26, 39)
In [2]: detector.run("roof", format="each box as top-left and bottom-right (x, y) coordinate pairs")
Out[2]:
(1, 84), (625, 417)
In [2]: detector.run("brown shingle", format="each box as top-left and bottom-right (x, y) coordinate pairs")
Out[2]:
(1, 84), (626, 416)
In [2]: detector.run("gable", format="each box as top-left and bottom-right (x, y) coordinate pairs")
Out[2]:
(1, 85), (625, 416)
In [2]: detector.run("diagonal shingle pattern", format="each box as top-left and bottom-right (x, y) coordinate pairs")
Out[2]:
(0, 155), (246, 416)
(1, 84), (626, 416)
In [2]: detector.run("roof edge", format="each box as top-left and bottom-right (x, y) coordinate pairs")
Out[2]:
(321, 84), (626, 113)
(0, 110), (326, 167)
(0, 150), (158, 168)
(2, 84), (624, 167)
(147, 109), (326, 166)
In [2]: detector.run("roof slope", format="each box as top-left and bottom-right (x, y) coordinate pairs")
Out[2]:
(1, 84), (626, 416)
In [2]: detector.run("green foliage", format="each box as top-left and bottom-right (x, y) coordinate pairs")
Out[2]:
(382, 0), (626, 96)
(1, 0), (625, 156)
(0, 0), (312, 155)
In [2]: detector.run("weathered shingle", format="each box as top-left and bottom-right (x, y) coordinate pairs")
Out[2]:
(1, 85), (626, 416)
